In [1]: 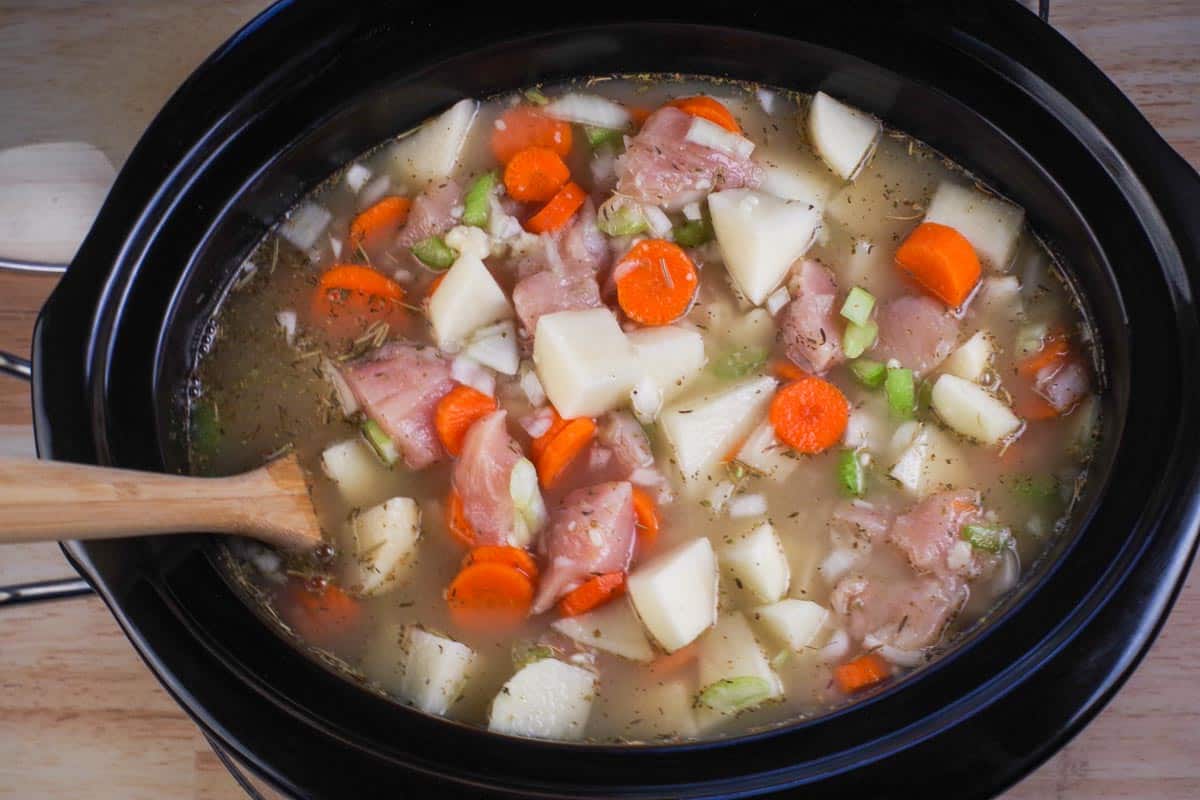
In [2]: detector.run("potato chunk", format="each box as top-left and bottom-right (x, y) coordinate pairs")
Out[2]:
(708, 189), (821, 305)
(344, 497), (421, 597)
(488, 658), (596, 741)
(627, 538), (719, 652)
(390, 98), (478, 189)
(533, 309), (640, 418)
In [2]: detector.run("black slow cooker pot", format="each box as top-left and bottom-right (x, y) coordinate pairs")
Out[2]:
(22, 0), (1200, 797)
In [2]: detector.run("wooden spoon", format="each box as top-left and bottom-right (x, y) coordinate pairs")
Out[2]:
(0, 453), (322, 550)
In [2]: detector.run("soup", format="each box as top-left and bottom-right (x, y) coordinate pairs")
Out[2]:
(191, 76), (1101, 743)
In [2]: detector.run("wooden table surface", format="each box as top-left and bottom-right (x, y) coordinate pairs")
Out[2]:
(0, 2), (1196, 797)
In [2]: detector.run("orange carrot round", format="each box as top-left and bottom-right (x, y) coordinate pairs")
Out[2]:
(895, 222), (981, 308)
(525, 182), (587, 234)
(530, 409), (567, 461)
(614, 239), (699, 326)
(348, 196), (411, 253)
(536, 416), (597, 489)
(463, 545), (539, 581)
(446, 489), (476, 548)
(558, 572), (626, 617)
(446, 561), (534, 631)
(629, 106), (654, 126)
(491, 106), (573, 163)
(503, 146), (570, 202)
(278, 580), (362, 645)
(769, 377), (850, 455)
(1017, 334), (1070, 379)
(833, 652), (892, 694)
(668, 96), (741, 133)
(631, 487), (660, 557)
(435, 384), (498, 456)
(311, 265), (407, 341)
(318, 264), (406, 300)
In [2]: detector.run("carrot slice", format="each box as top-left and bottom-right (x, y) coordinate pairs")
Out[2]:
(558, 572), (626, 617)
(668, 95), (741, 133)
(536, 416), (596, 489)
(348, 196), (411, 253)
(278, 580), (362, 645)
(648, 641), (699, 676)
(833, 653), (892, 694)
(311, 265), (407, 340)
(772, 359), (810, 382)
(446, 561), (534, 631)
(895, 222), (982, 308)
(435, 384), (498, 456)
(503, 146), (570, 202)
(769, 377), (850, 455)
(525, 181), (587, 234)
(631, 487), (660, 556)
(629, 106), (654, 126)
(1011, 380), (1060, 421)
(318, 264), (406, 300)
(614, 239), (699, 326)
(446, 489), (476, 548)
(530, 409), (567, 461)
(491, 106), (573, 164)
(463, 545), (539, 581)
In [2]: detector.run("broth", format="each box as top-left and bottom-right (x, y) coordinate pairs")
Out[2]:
(191, 75), (1100, 743)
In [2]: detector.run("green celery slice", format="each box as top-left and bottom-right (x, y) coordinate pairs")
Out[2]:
(711, 346), (769, 379)
(462, 171), (498, 228)
(362, 419), (399, 466)
(961, 523), (1010, 553)
(849, 359), (886, 388)
(673, 217), (714, 248)
(840, 287), (876, 326)
(838, 449), (865, 497)
(411, 236), (457, 270)
(696, 676), (772, 714)
(885, 366), (916, 419)
(842, 320), (878, 359)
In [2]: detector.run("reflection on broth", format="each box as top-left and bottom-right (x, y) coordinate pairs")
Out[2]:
(192, 76), (1100, 743)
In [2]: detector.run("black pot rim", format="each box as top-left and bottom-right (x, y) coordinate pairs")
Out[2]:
(31, 1), (1200, 798)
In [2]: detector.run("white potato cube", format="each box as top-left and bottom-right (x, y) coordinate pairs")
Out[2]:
(488, 658), (596, 741)
(465, 320), (520, 375)
(941, 331), (995, 383)
(551, 598), (655, 662)
(321, 438), (390, 507)
(614, 681), (699, 741)
(429, 253), (513, 350)
(923, 182), (1025, 270)
(932, 374), (1022, 444)
(660, 376), (777, 484)
(708, 189), (822, 305)
(735, 420), (799, 482)
(753, 599), (830, 652)
(627, 538), (718, 652)
(533, 309), (640, 418)
(696, 612), (784, 730)
(889, 423), (931, 495)
(626, 326), (707, 402)
(364, 625), (474, 715)
(807, 91), (881, 181)
(888, 422), (969, 497)
(754, 147), (839, 209)
(720, 522), (790, 603)
(390, 99), (478, 189)
(345, 497), (421, 596)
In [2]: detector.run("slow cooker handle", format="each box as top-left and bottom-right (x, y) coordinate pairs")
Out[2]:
(0, 260), (95, 605)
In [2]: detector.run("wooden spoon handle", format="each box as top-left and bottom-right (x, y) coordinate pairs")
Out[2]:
(0, 454), (322, 550)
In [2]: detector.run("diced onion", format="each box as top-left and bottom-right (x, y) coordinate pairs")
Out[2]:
(510, 457), (548, 539)
(520, 407), (555, 438)
(345, 163), (372, 193)
(629, 467), (665, 487)
(274, 310), (297, 345)
(682, 202), (702, 221)
(359, 175), (391, 209)
(319, 358), (359, 416)
(544, 93), (632, 130)
(864, 634), (925, 667)
(684, 117), (755, 159)
(328, 235), (343, 259)
(630, 375), (663, 425)
(756, 88), (777, 114)
(818, 629), (850, 662)
(519, 363), (547, 407)
(465, 320), (520, 375)
(727, 493), (768, 518)
(278, 203), (331, 251)
(451, 355), (496, 397)
(445, 225), (491, 260)
(392, 269), (413, 284)
(765, 286), (790, 316)
(642, 205), (674, 238)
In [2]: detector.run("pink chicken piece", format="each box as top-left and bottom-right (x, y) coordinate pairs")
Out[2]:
(393, 180), (464, 267)
(532, 482), (637, 614)
(831, 572), (967, 653)
(1034, 357), (1091, 414)
(510, 198), (610, 281)
(615, 106), (763, 209)
(598, 411), (654, 477)
(829, 501), (893, 551)
(339, 342), (455, 470)
(453, 410), (524, 547)
(872, 294), (961, 376)
(888, 490), (988, 579)
(512, 269), (603, 336)
(781, 260), (845, 375)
